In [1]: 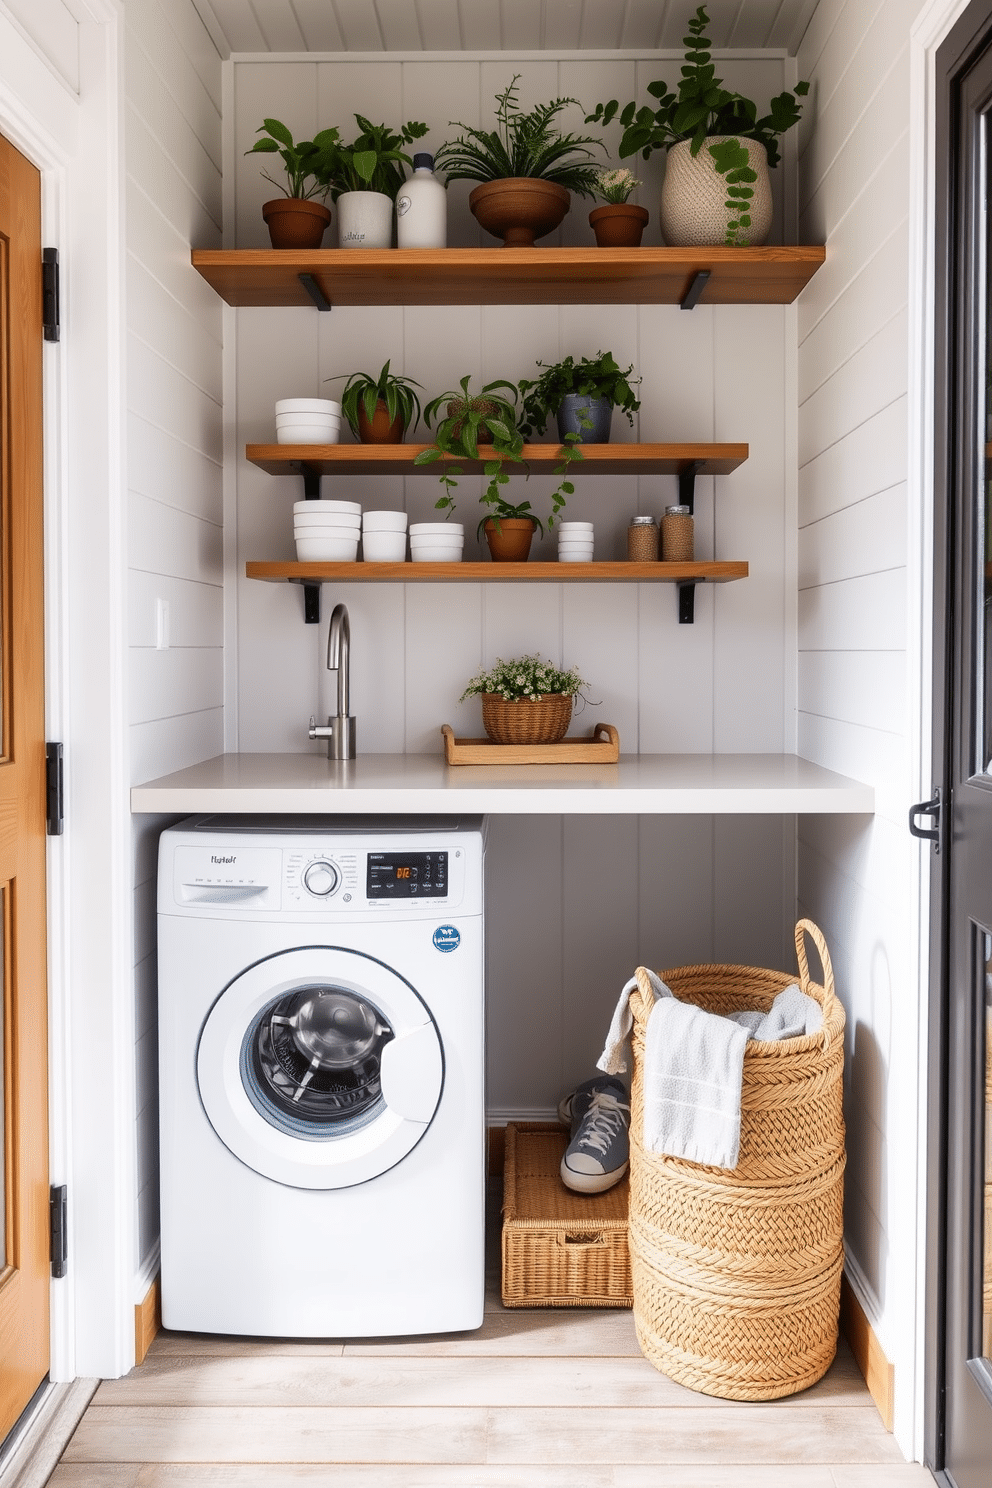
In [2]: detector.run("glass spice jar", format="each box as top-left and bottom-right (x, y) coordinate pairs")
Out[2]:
(661, 504), (694, 561)
(627, 515), (659, 561)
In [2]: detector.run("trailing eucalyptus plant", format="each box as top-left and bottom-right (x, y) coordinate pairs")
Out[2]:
(586, 5), (809, 245)
(413, 376), (526, 517)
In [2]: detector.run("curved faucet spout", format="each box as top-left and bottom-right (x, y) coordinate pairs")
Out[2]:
(327, 603), (350, 719)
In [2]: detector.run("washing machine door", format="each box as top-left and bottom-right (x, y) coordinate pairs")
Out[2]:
(196, 947), (443, 1189)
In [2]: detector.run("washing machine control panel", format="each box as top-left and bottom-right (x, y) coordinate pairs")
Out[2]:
(367, 851), (448, 899)
(285, 850), (359, 906)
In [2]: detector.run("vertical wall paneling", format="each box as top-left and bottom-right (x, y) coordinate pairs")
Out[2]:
(230, 54), (799, 1125)
(126, 0), (223, 1279)
(796, 0), (921, 1452)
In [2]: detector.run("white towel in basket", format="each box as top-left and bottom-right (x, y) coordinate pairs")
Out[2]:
(598, 973), (822, 1169)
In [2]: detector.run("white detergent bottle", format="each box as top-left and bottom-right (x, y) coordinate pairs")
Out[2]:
(396, 153), (447, 248)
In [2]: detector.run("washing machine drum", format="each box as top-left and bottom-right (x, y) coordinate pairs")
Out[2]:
(197, 947), (444, 1189)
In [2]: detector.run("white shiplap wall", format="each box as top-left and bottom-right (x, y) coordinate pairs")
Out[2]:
(796, 0), (921, 1452)
(231, 53), (800, 1113)
(2, 0), (79, 92)
(125, 0), (223, 1269)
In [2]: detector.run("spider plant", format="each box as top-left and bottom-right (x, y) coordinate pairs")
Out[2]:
(325, 361), (423, 440)
(433, 77), (604, 193)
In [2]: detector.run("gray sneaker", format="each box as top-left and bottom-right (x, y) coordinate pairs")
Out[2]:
(558, 1075), (630, 1194)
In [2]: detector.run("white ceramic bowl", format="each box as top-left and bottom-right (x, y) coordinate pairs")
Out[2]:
(409, 522), (464, 538)
(294, 512), (362, 529)
(295, 526), (361, 542)
(558, 549), (594, 561)
(558, 537), (595, 549)
(362, 510), (408, 533)
(276, 398), (341, 416)
(410, 545), (464, 562)
(362, 532), (407, 562)
(293, 500), (361, 516)
(295, 536), (359, 561)
(276, 409), (341, 423)
(558, 521), (594, 533)
(277, 424), (341, 446)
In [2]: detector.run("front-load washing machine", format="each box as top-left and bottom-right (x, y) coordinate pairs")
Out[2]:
(157, 815), (485, 1337)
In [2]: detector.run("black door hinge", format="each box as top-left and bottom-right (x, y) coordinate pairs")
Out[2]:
(46, 742), (63, 836)
(909, 788), (941, 852)
(42, 248), (60, 342)
(50, 1184), (67, 1278)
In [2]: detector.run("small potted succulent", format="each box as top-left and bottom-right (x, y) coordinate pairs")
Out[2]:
(519, 351), (641, 445)
(414, 377), (527, 543)
(586, 5), (809, 246)
(460, 654), (590, 744)
(326, 360), (423, 443)
(326, 114), (429, 248)
(588, 169), (649, 247)
(433, 77), (604, 247)
(245, 118), (339, 248)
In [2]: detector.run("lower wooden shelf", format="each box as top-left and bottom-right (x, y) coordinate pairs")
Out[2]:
(246, 560), (748, 584)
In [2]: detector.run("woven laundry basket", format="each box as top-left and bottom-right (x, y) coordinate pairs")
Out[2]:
(628, 919), (846, 1401)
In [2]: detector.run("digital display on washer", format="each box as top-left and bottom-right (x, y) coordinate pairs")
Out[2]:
(367, 851), (448, 899)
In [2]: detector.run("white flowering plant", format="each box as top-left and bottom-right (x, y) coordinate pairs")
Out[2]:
(460, 654), (589, 703)
(594, 168), (640, 204)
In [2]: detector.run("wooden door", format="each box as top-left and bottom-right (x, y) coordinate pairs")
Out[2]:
(0, 132), (50, 1440)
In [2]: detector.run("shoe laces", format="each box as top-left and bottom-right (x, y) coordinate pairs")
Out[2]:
(575, 1091), (630, 1155)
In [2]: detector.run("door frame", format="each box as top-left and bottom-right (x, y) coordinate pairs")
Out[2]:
(0, 0), (135, 1384)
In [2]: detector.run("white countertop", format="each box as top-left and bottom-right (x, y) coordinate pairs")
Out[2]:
(130, 752), (874, 815)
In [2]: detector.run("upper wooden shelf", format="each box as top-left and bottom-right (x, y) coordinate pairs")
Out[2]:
(192, 246), (826, 309)
(247, 560), (747, 584)
(246, 442), (749, 478)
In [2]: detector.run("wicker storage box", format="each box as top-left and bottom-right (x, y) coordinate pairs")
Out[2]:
(628, 919), (846, 1400)
(501, 1123), (632, 1308)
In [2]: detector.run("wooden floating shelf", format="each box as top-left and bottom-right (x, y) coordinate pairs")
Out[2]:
(246, 560), (748, 584)
(193, 246), (825, 309)
(246, 442), (749, 478)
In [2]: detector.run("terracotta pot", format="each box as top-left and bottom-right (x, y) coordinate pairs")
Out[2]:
(445, 399), (501, 443)
(356, 400), (407, 443)
(261, 198), (332, 250)
(469, 178), (570, 247)
(483, 517), (537, 563)
(659, 137), (772, 247)
(589, 203), (650, 248)
(481, 692), (573, 744)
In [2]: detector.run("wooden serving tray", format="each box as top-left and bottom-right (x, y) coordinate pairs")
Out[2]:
(441, 723), (619, 765)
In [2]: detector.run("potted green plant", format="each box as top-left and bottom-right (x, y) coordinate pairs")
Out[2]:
(460, 654), (590, 744)
(413, 377), (530, 556)
(326, 360), (423, 443)
(326, 114), (429, 248)
(588, 169), (649, 247)
(245, 118), (339, 248)
(586, 5), (809, 247)
(519, 351), (641, 445)
(433, 77), (604, 247)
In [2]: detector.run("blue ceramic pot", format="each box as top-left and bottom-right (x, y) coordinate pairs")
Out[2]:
(555, 394), (613, 444)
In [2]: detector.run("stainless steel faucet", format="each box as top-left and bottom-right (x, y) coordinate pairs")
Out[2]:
(308, 603), (357, 759)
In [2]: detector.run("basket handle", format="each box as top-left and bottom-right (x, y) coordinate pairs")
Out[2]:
(558, 1231), (608, 1248)
(794, 918), (838, 1041)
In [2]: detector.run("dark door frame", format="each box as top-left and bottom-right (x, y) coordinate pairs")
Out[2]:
(927, 0), (992, 1474)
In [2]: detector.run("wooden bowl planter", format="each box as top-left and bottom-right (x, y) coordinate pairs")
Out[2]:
(589, 203), (650, 247)
(356, 401), (407, 443)
(261, 198), (331, 250)
(482, 518), (537, 563)
(481, 692), (573, 744)
(469, 179), (570, 247)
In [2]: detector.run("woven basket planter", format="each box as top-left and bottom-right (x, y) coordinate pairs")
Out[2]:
(628, 919), (846, 1400)
(481, 692), (573, 744)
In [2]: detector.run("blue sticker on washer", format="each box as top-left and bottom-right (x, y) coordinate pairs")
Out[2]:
(433, 925), (460, 952)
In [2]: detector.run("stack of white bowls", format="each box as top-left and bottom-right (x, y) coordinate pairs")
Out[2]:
(276, 398), (341, 445)
(409, 522), (464, 562)
(362, 510), (408, 563)
(557, 521), (594, 562)
(294, 499), (361, 561)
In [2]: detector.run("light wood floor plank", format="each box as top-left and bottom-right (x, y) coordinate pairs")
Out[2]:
(614, 1471), (838, 1488)
(62, 1406), (488, 1465)
(343, 1306), (643, 1356)
(149, 1334), (345, 1358)
(484, 1405), (906, 1465)
(91, 1346), (870, 1410)
(47, 1469), (140, 1487)
(829, 1470), (935, 1486)
(56, 1468), (615, 1487)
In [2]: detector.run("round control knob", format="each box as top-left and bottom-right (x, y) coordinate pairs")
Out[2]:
(303, 859), (339, 897)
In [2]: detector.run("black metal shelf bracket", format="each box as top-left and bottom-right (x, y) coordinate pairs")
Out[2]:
(296, 462), (322, 623)
(678, 581), (696, 624)
(680, 269), (710, 310)
(678, 459), (704, 515)
(299, 273), (331, 311)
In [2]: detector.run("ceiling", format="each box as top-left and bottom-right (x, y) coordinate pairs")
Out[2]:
(191, 1), (821, 58)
